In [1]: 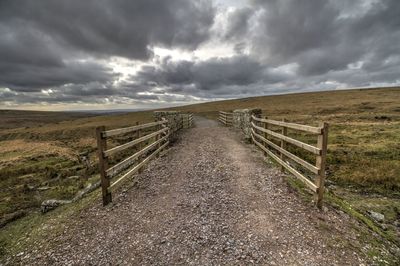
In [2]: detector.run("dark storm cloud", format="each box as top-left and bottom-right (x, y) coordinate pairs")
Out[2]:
(131, 56), (265, 92)
(249, 0), (400, 77)
(223, 7), (253, 41)
(127, 55), (292, 99)
(123, 0), (400, 102)
(0, 0), (214, 60)
(0, 58), (118, 93)
(1, 0), (400, 107)
(0, 0), (215, 105)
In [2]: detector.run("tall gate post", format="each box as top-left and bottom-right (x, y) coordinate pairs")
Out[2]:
(315, 122), (329, 208)
(263, 116), (268, 156)
(96, 126), (112, 205)
(280, 118), (287, 172)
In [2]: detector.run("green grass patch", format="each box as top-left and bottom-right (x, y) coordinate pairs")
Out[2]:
(0, 187), (101, 260)
(284, 173), (400, 265)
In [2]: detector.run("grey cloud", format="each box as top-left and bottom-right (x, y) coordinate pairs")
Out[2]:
(0, 23), (63, 68)
(131, 56), (264, 91)
(249, 0), (400, 77)
(0, 0), (215, 104)
(59, 83), (117, 97)
(1, 0), (400, 108)
(1, 81), (117, 105)
(0, 56), (118, 92)
(1, 0), (215, 60)
(126, 55), (292, 99)
(223, 7), (253, 40)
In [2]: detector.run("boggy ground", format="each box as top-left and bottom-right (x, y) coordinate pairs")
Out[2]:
(4, 117), (387, 265)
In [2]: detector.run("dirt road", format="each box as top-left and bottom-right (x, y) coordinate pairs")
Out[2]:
(9, 117), (368, 265)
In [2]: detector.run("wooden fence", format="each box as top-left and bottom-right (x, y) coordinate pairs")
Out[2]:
(250, 115), (328, 207)
(183, 113), (194, 128)
(96, 120), (169, 205)
(218, 111), (233, 126)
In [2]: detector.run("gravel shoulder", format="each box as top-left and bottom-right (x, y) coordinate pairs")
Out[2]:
(6, 117), (370, 265)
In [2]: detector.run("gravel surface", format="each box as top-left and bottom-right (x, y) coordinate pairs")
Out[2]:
(6, 117), (369, 265)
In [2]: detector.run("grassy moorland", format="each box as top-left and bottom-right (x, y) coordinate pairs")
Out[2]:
(0, 109), (98, 130)
(0, 87), (399, 260)
(0, 110), (155, 227)
(176, 87), (400, 245)
(179, 87), (400, 192)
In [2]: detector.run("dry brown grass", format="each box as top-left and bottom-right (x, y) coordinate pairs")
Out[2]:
(174, 87), (400, 191)
(0, 110), (96, 130)
(0, 87), (399, 243)
(0, 110), (156, 223)
(0, 139), (76, 163)
(173, 87), (400, 245)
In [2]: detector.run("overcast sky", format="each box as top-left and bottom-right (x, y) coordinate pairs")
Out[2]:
(1, 0), (399, 110)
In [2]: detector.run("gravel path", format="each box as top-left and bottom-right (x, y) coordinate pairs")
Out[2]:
(8, 117), (367, 265)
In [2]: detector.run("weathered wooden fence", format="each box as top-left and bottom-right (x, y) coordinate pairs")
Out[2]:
(250, 115), (328, 207)
(182, 113), (194, 128)
(218, 111), (233, 126)
(96, 120), (169, 205)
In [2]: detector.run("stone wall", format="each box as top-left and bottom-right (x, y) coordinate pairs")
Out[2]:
(153, 111), (192, 141)
(154, 111), (181, 131)
(232, 108), (262, 141)
(181, 113), (193, 129)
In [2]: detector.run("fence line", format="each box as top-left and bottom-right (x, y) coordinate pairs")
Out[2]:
(218, 111), (233, 126)
(182, 113), (194, 128)
(189, 113), (193, 127)
(96, 119), (169, 205)
(250, 115), (328, 207)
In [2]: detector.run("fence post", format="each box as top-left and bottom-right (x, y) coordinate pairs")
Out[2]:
(280, 118), (287, 172)
(263, 116), (268, 156)
(96, 126), (112, 205)
(163, 118), (170, 142)
(156, 122), (161, 156)
(249, 114), (254, 144)
(315, 122), (329, 208)
(249, 109), (262, 143)
(138, 126), (144, 174)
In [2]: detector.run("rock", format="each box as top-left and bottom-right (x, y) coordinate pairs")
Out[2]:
(37, 186), (51, 191)
(389, 247), (400, 258)
(41, 199), (72, 213)
(367, 210), (385, 223)
(380, 224), (388, 231)
(72, 181), (101, 202)
(39, 181), (100, 214)
(393, 220), (400, 228)
(0, 210), (26, 227)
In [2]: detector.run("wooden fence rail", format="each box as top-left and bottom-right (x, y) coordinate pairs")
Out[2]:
(189, 113), (193, 127)
(218, 111), (233, 126)
(183, 113), (194, 128)
(96, 119), (169, 205)
(251, 115), (328, 207)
